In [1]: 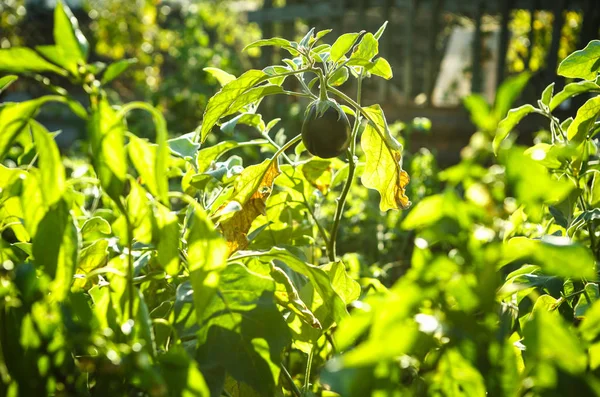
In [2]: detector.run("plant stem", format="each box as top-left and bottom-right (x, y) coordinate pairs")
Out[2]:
(281, 363), (302, 397)
(327, 71), (363, 262)
(125, 214), (135, 320)
(303, 344), (315, 393)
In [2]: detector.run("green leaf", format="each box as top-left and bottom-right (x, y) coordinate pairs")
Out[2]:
(503, 236), (596, 279)
(127, 134), (162, 200)
(270, 264), (321, 329)
(492, 72), (531, 121)
(323, 261), (361, 305)
(568, 208), (600, 236)
(32, 199), (80, 301)
(574, 283), (600, 319)
(463, 94), (494, 132)
(328, 67), (349, 86)
(373, 21), (388, 40)
(204, 67), (236, 87)
(243, 37), (298, 56)
(78, 239), (108, 272)
(430, 349), (487, 396)
(102, 58), (137, 84)
(88, 98), (127, 204)
(153, 202), (180, 276)
(196, 263), (291, 397)
(81, 217), (112, 237)
(31, 121), (65, 206)
(196, 141), (241, 173)
(0, 75), (17, 93)
(220, 113), (264, 135)
(0, 96), (73, 161)
(187, 201), (228, 317)
(567, 96), (600, 142)
(158, 347), (210, 396)
(540, 82), (554, 109)
(550, 81), (600, 111)
(558, 40), (600, 80)
(54, 1), (88, 64)
(0, 47), (66, 75)
(168, 132), (200, 159)
(349, 33), (378, 64)
(35, 45), (78, 76)
(493, 104), (537, 154)
(233, 248), (348, 329)
(330, 32), (364, 63)
(367, 57), (393, 80)
(523, 309), (587, 377)
(199, 70), (273, 142)
(360, 105), (411, 211)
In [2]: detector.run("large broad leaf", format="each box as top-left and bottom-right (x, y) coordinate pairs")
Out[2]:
(550, 81), (600, 111)
(0, 48), (66, 75)
(218, 159), (281, 254)
(493, 104), (537, 154)
(348, 33), (378, 65)
(196, 140), (265, 173)
(523, 309), (587, 381)
(54, 0), (88, 66)
(360, 105), (410, 211)
(199, 70), (277, 142)
(567, 96), (600, 142)
(88, 98), (127, 204)
(557, 40), (600, 80)
(502, 236), (596, 279)
(32, 199), (80, 301)
(158, 347), (210, 396)
(232, 248), (348, 329)
(31, 121), (65, 207)
(196, 263), (291, 397)
(187, 201), (228, 318)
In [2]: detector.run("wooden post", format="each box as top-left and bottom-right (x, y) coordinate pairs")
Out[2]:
(378, 0), (394, 102)
(471, 0), (484, 94)
(403, 0), (415, 104)
(545, 0), (566, 89)
(496, 0), (513, 87)
(425, 0), (444, 106)
(524, 0), (538, 69)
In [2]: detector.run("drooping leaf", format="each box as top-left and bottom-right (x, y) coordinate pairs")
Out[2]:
(218, 159), (281, 254)
(31, 121), (65, 206)
(330, 32), (364, 63)
(360, 105), (410, 211)
(0, 48), (66, 75)
(493, 104), (537, 154)
(502, 236), (596, 279)
(102, 58), (137, 84)
(196, 263), (291, 397)
(367, 57), (393, 80)
(567, 96), (600, 142)
(557, 40), (600, 80)
(540, 82), (554, 109)
(270, 264), (321, 329)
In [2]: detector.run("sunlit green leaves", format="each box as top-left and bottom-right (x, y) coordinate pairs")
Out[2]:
(550, 81), (600, 111)
(493, 104), (537, 154)
(0, 75), (17, 93)
(31, 122), (65, 206)
(349, 33), (378, 65)
(567, 96), (600, 142)
(360, 105), (410, 211)
(0, 48), (66, 75)
(503, 236), (596, 279)
(330, 32), (364, 63)
(558, 40), (600, 80)
(54, 0), (89, 66)
(196, 263), (290, 396)
(102, 58), (137, 84)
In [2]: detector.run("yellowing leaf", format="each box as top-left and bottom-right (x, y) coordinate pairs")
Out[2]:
(219, 159), (280, 254)
(360, 105), (410, 211)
